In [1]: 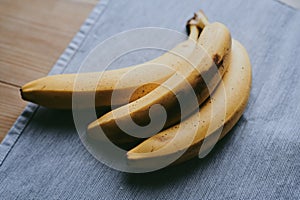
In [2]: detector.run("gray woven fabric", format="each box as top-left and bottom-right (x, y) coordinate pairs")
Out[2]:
(1, 0), (300, 199)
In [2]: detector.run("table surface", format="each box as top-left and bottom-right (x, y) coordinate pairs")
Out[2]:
(0, 0), (97, 142)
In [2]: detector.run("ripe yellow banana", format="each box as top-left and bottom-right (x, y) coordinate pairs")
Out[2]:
(126, 40), (252, 170)
(87, 15), (232, 144)
(20, 15), (203, 109)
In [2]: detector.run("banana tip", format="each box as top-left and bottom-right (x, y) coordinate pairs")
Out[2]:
(20, 87), (26, 100)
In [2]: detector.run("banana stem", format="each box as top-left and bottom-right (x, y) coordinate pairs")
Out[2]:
(187, 10), (210, 33)
(188, 25), (200, 41)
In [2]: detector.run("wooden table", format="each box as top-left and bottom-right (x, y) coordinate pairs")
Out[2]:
(0, 0), (97, 141)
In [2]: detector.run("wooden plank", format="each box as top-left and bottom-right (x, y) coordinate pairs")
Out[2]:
(0, 0), (98, 86)
(0, 0), (97, 141)
(0, 83), (27, 142)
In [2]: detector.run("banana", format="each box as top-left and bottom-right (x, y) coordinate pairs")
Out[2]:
(87, 14), (232, 144)
(126, 40), (252, 170)
(20, 14), (203, 109)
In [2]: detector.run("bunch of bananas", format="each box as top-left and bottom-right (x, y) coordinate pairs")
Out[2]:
(20, 11), (251, 169)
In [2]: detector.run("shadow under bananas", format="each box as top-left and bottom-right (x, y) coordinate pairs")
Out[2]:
(27, 106), (75, 135)
(24, 106), (111, 140)
(120, 116), (246, 188)
(29, 104), (247, 187)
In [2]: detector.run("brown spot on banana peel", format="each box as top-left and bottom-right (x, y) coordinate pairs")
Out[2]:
(213, 54), (222, 66)
(191, 52), (227, 105)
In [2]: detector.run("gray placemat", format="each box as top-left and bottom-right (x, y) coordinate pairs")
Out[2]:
(1, 0), (299, 199)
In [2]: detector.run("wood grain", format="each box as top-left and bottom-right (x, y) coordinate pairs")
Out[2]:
(0, 83), (27, 142)
(0, 0), (97, 141)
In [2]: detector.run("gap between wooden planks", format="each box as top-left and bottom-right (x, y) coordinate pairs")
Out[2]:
(0, 0), (98, 142)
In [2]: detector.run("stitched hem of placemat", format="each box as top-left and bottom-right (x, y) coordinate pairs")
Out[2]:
(0, 0), (110, 166)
